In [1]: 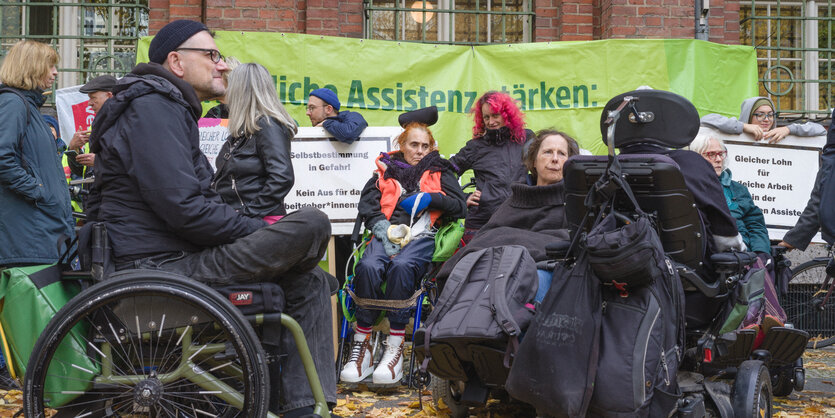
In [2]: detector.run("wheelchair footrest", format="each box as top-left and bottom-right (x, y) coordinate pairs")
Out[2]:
(715, 328), (757, 367)
(761, 327), (809, 367)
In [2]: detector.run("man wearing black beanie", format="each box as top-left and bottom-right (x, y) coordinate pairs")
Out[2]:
(85, 20), (336, 417)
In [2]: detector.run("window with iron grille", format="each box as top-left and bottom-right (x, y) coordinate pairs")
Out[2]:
(741, 0), (834, 117)
(365, 0), (533, 45)
(1, 0), (149, 94)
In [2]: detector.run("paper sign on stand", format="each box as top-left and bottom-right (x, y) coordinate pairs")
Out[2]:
(698, 127), (825, 242)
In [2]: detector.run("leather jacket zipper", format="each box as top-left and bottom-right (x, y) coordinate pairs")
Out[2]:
(231, 176), (247, 210)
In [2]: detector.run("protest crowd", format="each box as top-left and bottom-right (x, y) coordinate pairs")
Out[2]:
(1, 17), (834, 418)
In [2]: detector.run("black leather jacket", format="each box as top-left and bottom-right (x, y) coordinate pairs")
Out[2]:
(212, 116), (295, 217)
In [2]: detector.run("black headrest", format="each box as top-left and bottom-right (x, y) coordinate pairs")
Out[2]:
(399, 106), (438, 127)
(600, 89), (700, 149)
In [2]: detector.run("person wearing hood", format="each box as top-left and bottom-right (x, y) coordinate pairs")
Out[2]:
(701, 96), (825, 144)
(449, 91), (533, 243)
(0, 40), (74, 267)
(85, 20), (336, 417)
(345, 118), (466, 385)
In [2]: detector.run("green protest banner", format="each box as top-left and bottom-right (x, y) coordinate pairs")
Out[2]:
(138, 33), (757, 155)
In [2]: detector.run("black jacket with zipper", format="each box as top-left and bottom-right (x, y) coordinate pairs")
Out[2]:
(86, 63), (264, 261)
(212, 116), (294, 217)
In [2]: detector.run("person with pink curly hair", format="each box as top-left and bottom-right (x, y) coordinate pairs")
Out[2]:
(450, 91), (533, 243)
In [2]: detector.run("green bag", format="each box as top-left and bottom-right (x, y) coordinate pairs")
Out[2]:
(432, 218), (465, 262)
(718, 267), (766, 335)
(0, 265), (97, 407)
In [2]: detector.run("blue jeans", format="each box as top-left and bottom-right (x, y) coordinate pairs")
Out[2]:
(354, 237), (434, 329)
(534, 269), (553, 304)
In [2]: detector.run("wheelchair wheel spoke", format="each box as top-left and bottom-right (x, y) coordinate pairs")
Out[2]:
(25, 272), (269, 417)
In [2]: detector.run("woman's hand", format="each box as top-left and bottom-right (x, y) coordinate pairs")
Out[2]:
(466, 189), (481, 207)
(742, 123), (764, 140)
(763, 126), (790, 144)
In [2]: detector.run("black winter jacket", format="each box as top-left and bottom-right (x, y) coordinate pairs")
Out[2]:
(435, 178), (569, 284)
(358, 152), (467, 231)
(212, 116), (294, 217)
(87, 63), (264, 261)
(322, 110), (367, 144)
(449, 129), (532, 230)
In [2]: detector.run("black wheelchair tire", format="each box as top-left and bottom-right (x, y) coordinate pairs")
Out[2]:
(770, 365), (795, 397)
(780, 259), (835, 348)
(732, 360), (772, 418)
(23, 270), (270, 417)
(430, 374), (468, 418)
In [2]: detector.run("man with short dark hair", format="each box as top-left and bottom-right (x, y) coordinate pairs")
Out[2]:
(307, 87), (368, 144)
(87, 20), (336, 416)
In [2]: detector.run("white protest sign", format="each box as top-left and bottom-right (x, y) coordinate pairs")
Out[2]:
(199, 124), (398, 235)
(197, 118), (230, 168)
(54, 85), (91, 144)
(698, 127), (825, 242)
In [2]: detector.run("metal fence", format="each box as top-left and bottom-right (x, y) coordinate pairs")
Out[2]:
(741, 0), (834, 118)
(364, 0), (533, 45)
(0, 0), (148, 98)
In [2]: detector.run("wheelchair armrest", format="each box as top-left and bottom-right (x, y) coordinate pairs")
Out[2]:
(545, 241), (572, 260)
(709, 251), (758, 276)
(678, 266), (721, 298)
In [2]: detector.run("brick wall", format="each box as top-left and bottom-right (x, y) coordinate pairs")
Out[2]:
(149, 0), (739, 45)
(149, 0), (363, 37)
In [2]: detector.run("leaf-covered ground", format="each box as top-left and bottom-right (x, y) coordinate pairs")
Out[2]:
(1, 348), (832, 417)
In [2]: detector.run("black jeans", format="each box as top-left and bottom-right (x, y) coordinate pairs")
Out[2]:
(117, 207), (336, 412)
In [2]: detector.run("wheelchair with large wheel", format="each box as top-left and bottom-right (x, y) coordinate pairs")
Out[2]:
(22, 225), (331, 417)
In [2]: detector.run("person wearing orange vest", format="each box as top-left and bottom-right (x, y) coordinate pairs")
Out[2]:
(342, 114), (466, 385)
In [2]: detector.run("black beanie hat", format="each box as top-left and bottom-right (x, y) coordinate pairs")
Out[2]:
(149, 20), (210, 64)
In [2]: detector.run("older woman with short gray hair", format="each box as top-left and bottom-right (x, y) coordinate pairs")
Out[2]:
(688, 134), (769, 253)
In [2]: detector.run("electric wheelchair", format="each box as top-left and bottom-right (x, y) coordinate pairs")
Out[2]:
(562, 89), (809, 416)
(418, 89), (808, 417)
(22, 224), (332, 417)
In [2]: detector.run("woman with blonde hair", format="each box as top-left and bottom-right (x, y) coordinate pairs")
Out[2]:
(0, 40), (74, 267)
(211, 62), (297, 221)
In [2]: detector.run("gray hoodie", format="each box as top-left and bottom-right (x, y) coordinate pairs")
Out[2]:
(701, 96), (826, 137)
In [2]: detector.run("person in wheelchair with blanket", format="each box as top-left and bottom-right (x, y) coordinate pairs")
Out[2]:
(341, 115), (467, 385)
(80, 20), (336, 416)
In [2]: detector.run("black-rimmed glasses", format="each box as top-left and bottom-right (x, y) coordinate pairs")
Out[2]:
(174, 47), (224, 63)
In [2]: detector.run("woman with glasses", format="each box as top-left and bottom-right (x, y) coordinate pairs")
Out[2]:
(701, 96), (825, 144)
(688, 134), (770, 253)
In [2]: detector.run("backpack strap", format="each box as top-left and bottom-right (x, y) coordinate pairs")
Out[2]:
(489, 246), (527, 368)
(489, 246), (525, 338)
(0, 87), (32, 170)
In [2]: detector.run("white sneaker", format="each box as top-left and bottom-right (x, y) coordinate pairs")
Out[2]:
(372, 334), (404, 384)
(340, 333), (373, 383)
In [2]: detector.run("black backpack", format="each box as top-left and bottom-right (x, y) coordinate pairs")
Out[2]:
(418, 245), (538, 381)
(507, 170), (685, 417)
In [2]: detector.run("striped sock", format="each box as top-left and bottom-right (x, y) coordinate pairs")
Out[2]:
(389, 328), (405, 337)
(356, 325), (372, 336)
